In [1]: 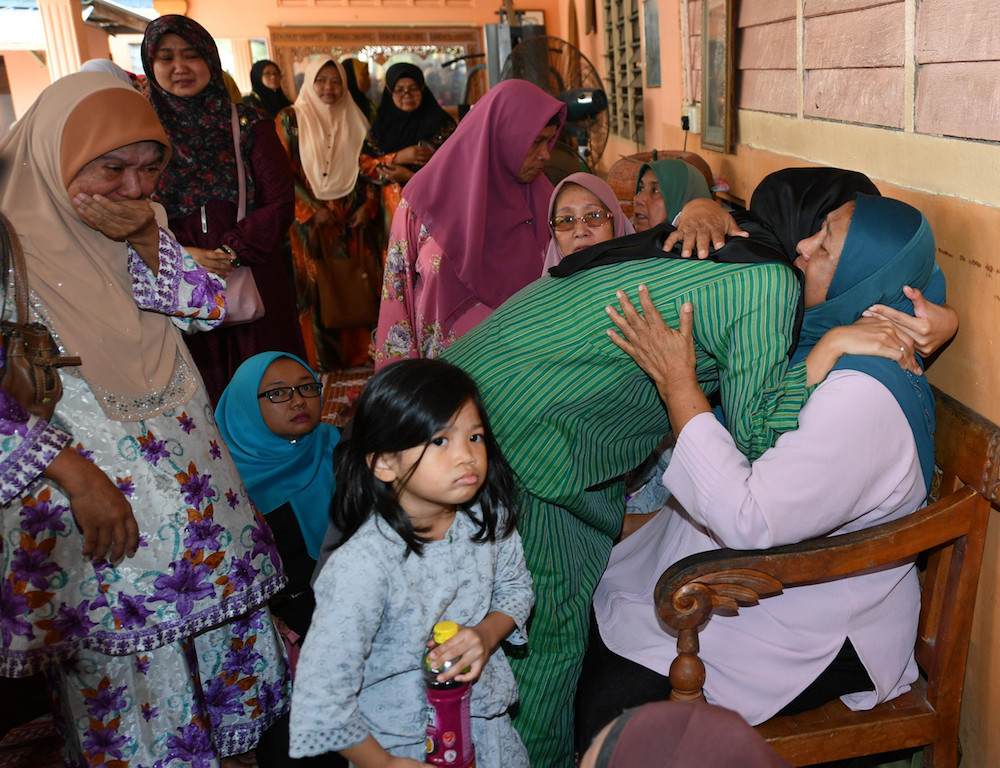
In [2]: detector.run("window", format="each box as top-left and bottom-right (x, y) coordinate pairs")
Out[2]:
(603, 0), (644, 143)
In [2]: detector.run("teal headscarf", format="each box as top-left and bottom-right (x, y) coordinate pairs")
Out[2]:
(635, 158), (712, 224)
(792, 194), (938, 490)
(216, 352), (339, 559)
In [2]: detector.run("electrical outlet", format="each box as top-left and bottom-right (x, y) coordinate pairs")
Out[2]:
(682, 104), (701, 134)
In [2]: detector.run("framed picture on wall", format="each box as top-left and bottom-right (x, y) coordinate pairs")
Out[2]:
(702, 0), (733, 153)
(520, 10), (546, 26)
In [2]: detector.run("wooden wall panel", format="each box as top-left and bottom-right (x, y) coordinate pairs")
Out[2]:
(804, 0), (896, 15)
(804, 67), (904, 127)
(738, 0), (795, 27)
(739, 69), (797, 114)
(739, 20), (796, 69)
(917, 0), (1000, 63)
(916, 62), (1000, 142)
(685, 0), (1000, 143)
(804, 3), (904, 69)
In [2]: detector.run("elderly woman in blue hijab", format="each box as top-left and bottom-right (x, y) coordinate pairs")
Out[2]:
(583, 177), (940, 746)
(216, 352), (339, 637)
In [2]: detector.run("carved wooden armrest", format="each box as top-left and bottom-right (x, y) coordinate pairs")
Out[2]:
(653, 485), (979, 702)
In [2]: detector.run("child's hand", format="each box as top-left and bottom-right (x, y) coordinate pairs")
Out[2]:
(341, 735), (433, 768)
(427, 625), (488, 684)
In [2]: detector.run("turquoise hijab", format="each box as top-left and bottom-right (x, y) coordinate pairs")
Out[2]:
(216, 352), (339, 559)
(792, 194), (938, 490)
(635, 158), (712, 224)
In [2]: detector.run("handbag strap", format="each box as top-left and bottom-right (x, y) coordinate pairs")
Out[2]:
(231, 103), (247, 223)
(0, 211), (31, 325)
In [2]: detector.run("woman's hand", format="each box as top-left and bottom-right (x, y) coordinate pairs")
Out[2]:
(73, 193), (157, 243)
(862, 286), (959, 358)
(606, 286), (697, 393)
(393, 144), (433, 166)
(43, 447), (138, 564)
(348, 206), (372, 229)
(74, 193), (161, 272)
(662, 197), (748, 259)
(806, 316), (921, 387)
(605, 286), (710, 433)
(186, 246), (236, 278)
(377, 163), (415, 185)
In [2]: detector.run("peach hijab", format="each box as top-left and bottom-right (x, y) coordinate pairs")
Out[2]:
(293, 57), (369, 200)
(0, 73), (185, 416)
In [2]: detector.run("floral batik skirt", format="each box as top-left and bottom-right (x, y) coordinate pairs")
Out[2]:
(0, 376), (290, 766)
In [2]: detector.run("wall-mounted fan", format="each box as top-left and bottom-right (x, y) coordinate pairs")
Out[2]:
(500, 35), (609, 179)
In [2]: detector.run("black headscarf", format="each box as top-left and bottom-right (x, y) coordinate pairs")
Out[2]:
(550, 169), (880, 358)
(747, 167), (880, 258)
(341, 58), (373, 122)
(141, 15), (265, 220)
(369, 62), (455, 154)
(248, 59), (292, 118)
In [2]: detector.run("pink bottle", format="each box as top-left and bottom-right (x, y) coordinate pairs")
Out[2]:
(424, 621), (476, 768)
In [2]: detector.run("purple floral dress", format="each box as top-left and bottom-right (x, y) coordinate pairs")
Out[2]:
(0, 232), (289, 767)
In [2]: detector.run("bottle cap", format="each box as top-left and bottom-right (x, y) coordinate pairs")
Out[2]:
(433, 621), (459, 644)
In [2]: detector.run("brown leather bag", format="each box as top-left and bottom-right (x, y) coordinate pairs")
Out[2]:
(0, 212), (82, 420)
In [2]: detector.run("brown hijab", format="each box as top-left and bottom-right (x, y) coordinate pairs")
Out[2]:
(590, 701), (791, 768)
(0, 72), (188, 417)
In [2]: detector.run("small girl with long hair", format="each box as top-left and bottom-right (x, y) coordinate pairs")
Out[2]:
(289, 359), (533, 768)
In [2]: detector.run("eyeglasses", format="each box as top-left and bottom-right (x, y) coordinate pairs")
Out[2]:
(550, 211), (614, 231)
(257, 382), (323, 403)
(392, 86), (421, 97)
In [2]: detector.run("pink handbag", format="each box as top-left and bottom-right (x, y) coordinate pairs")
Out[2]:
(220, 104), (266, 326)
(221, 267), (266, 325)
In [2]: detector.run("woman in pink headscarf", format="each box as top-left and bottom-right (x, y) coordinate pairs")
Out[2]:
(542, 172), (636, 273)
(374, 79), (566, 367)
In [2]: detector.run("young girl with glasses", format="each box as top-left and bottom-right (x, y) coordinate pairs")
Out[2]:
(289, 358), (533, 768)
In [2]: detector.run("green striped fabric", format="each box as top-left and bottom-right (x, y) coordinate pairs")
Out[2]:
(445, 258), (806, 526)
(443, 256), (807, 768)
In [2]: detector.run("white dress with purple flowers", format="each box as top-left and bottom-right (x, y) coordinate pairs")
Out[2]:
(0, 233), (290, 767)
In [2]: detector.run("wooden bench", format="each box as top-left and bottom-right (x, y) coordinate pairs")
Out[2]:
(654, 386), (995, 767)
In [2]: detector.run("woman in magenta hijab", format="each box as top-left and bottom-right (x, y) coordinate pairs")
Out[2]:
(542, 172), (636, 272)
(374, 79), (566, 367)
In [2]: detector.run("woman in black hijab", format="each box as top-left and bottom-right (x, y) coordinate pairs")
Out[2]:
(342, 57), (376, 122)
(245, 58), (293, 118)
(360, 62), (457, 235)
